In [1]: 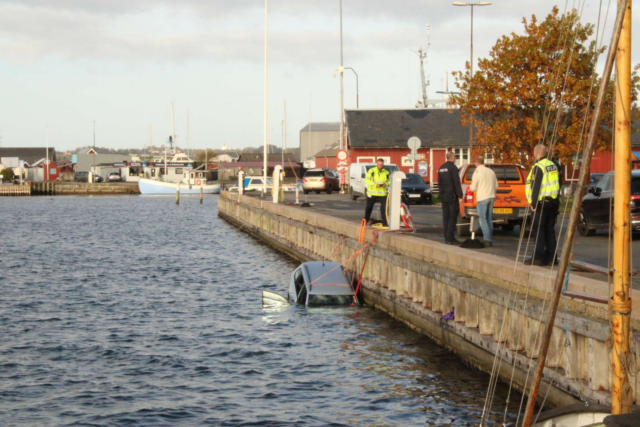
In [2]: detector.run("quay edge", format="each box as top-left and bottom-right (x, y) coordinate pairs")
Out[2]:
(217, 191), (640, 409)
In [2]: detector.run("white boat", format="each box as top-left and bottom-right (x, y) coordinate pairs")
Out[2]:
(138, 177), (220, 195)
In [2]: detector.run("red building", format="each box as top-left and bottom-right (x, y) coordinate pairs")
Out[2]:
(345, 110), (640, 186)
(313, 142), (340, 170)
(32, 158), (61, 181)
(345, 109), (470, 185)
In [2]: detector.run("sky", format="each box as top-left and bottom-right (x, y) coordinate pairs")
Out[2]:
(0, 0), (638, 152)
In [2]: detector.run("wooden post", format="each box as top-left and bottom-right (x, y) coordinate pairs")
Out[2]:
(200, 186), (203, 204)
(176, 183), (180, 205)
(521, 1), (629, 425)
(611, 0), (633, 415)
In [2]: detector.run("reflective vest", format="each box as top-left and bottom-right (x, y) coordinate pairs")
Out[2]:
(525, 158), (560, 203)
(365, 167), (390, 197)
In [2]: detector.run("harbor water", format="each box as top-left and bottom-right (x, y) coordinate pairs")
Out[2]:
(0, 196), (523, 426)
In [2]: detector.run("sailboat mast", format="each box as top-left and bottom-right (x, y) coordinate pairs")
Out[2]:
(611, 0), (633, 415)
(521, 1), (630, 425)
(171, 102), (176, 152)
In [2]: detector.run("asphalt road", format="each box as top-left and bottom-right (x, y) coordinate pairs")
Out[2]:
(278, 191), (640, 290)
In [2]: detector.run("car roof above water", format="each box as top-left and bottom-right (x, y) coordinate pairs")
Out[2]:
(301, 261), (353, 296)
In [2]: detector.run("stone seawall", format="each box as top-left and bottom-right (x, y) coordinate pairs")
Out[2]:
(30, 182), (140, 195)
(218, 192), (640, 409)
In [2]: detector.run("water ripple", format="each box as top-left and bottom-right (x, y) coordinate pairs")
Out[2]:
(0, 196), (521, 425)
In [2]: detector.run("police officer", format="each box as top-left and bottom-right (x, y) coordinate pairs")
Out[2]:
(525, 144), (561, 266)
(364, 158), (390, 227)
(438, 152), (463, 245)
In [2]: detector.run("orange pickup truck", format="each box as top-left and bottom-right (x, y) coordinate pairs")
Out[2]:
(456, 163), (529, 237)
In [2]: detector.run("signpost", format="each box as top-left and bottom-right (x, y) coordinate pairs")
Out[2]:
(336, 149), (349, 185)
(407, 137), (421, 173)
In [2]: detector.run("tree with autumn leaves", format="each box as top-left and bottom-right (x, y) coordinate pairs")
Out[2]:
(451, 6), (639, 166)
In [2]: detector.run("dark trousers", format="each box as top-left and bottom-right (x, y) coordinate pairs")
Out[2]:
(531, 207), (559, 262)
(442, 199), (459, 242)
(364, 196), (388, 226)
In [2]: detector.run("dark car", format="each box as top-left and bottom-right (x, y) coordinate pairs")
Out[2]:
(74, 171), (89, 182)
(401, 173), (432, 205)
(578, 170), (640, 236)
(590, 173), (606, 185)
(73, 171), (103, 183)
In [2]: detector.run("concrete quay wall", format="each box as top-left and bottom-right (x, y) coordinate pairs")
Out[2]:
(218, 192), (640, 408)
(31, 182), (140, 195)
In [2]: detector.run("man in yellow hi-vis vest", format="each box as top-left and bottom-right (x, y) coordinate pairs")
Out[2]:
(364, 158), (391, 227)
(525, 144), (561, 266)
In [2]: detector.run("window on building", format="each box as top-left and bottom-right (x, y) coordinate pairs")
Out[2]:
(454, 148), (470, 167)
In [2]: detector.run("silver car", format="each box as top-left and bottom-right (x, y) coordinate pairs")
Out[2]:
(302, 168), (340, 194)
(288, 261), (355, 306)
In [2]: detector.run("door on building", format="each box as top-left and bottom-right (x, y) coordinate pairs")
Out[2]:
(430, 149), (447, 185)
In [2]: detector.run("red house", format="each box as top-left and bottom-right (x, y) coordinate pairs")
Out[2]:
(32, 158), (60, 181)
(345, 109), (471, 185)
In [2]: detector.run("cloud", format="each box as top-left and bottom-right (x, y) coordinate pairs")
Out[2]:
(0, 1), (635, 66)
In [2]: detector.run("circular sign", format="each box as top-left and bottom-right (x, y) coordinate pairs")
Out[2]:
(408, 136), (421, 150)
(337, 149), (348, 162)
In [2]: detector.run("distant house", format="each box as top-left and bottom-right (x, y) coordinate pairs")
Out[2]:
(28, 158), (60, 181)
(238, 153), (296, 163)
(300, 122), (341, 162)
(215, 151), (240, 163)
(73, 148), (132, 172)
(346, 109), (470, 185)
(0, 147), (57, 167)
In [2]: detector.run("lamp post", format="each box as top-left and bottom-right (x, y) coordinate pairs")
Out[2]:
(263, 0), (268, 196)
(338, 0), (345, 193)
(453, 1), (491, 164)
(334, 66), (359, 108)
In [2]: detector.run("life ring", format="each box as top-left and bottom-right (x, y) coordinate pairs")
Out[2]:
(400, 203), (414, 229)
(196, 179), (201, 185)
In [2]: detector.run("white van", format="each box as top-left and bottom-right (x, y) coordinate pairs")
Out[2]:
(349, 163), (399, 200)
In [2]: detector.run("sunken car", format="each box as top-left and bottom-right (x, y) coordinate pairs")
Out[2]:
(288, 261), (355, 306)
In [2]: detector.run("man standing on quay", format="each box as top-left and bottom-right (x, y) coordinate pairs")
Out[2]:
(363, 158), (390, 227)
(438, 152), (463, 245)
(470, 155), (498, 247)
(525, 144), (561, 266)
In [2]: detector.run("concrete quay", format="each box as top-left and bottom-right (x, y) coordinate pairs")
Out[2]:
(29, 182), (140, 195)
(218, 191), (640, 409)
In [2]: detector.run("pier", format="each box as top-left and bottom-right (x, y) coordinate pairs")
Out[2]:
(218, 191), (640, 409)
(0, 184), (31, 196)
(0, 182), (141, 196)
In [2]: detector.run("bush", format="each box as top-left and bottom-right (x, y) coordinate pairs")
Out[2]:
(1, 168), (15, 183)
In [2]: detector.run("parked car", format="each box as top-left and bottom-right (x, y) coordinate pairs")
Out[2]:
(578, 170), (640, 236)
(74, 171), (89, 182)
(74, 171), (104, 183)
(401, 173), (432, 205)
(590, 173), (606, 185)
(288, 261), (355, 306)
(349, 163), (400, 200)
(107, 172), (122, 182)
(302, 168), (340, 194)
(457, 163), (529, 237)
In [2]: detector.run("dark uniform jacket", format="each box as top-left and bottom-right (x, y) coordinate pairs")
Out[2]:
(438, 161), (463, 202)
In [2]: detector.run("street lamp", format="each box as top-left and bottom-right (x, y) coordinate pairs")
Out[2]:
(333, 66), (359, 109)
(453, 1), (491, 164)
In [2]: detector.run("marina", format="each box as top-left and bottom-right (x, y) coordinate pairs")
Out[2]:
(0, 0), (638, 424)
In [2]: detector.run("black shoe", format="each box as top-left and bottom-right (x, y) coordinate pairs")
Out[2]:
(524, 257), (547, 266)
(545, 257), (560, 266)
(445, 239), (462, 246)
(480, 240), (493, 247)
